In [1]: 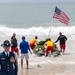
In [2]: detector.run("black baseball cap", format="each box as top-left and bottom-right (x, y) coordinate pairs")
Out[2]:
(1, 40), (11, 47)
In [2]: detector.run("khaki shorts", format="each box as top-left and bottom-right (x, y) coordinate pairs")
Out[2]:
(21, 53), (29, 60)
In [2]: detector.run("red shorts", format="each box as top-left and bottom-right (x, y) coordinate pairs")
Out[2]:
(46, 46), (54, 54)
(60, 44), (66, 50)
(11, 47), (19, 53)
(30, 43), (35, 50)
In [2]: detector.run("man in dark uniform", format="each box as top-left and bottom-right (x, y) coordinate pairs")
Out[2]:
(54, 32), (67, 54)
(0, 40), (18, 75)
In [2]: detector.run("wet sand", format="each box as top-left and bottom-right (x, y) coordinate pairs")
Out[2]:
(18, 62), (75, 75)
(18, 53), (75, 75)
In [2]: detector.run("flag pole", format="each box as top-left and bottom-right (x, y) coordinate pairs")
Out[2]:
(48, 18), (53, 37)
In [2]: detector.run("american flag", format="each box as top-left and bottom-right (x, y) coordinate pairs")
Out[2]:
(53, 7), (70, 25)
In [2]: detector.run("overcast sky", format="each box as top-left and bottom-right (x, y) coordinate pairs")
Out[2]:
(0, 0), (75, 4)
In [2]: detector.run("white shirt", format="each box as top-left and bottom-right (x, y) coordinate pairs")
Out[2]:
(4, 51), (10, 56)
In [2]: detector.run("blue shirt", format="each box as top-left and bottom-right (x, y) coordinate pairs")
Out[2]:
(19, 40), (30, 54)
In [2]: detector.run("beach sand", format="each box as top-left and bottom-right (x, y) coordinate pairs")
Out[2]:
(18, 64), (75, 75)
(18, 54), (75, 75)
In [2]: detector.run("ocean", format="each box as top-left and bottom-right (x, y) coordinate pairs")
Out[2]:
(0, 3), (75, 66)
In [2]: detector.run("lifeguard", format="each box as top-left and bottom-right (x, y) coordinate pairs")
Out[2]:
(43, 38), (54, 57)
(29, 36), (38, 50)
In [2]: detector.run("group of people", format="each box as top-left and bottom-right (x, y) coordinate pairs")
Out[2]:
(43, 32), (67, 57)
(0, 33), (38, 75)
(0, 32), (67, 75)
